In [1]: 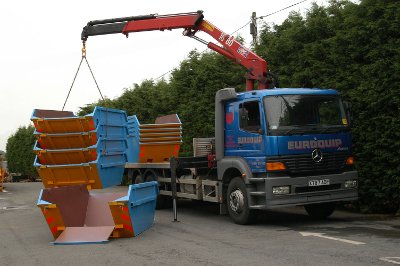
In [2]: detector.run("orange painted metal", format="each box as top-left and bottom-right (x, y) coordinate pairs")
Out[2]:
(108, 202), (134, 238)
(37, 184), (157, 243)
(37, 164), (101, 189)
(35, 147), (98, 165)
(136, 114), (182, 163)
(35, 132), (98, 150)
(139, 143), (181, 163)
(32, 117), (96, 134)
(38, 204), (66, 239)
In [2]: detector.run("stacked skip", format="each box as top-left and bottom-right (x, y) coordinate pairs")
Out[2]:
(126, 114), (182, 163)
(31, 107), (128, 189)
(32, 107), (158, 244)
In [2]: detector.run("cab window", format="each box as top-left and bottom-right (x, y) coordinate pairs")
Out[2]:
(239, 101), (261, 133)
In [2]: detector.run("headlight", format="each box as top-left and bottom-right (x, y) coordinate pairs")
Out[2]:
(345, 180), (358, 188)
(273, 186), (290, 195)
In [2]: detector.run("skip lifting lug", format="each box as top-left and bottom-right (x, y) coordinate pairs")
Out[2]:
(81, 41), (87, 58)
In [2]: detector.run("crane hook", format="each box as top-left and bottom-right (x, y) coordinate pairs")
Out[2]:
(82, 41), (87, 58)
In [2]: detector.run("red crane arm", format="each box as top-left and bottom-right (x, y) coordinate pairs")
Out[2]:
(195, 20), (269, 90)
(121, 13), (200, 33)
(82, 11), (271, 90)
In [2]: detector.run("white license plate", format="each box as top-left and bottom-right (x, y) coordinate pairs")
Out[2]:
(308, 179), (330, 186)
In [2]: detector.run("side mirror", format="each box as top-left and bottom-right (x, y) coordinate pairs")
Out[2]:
(258, 128), (265, 135)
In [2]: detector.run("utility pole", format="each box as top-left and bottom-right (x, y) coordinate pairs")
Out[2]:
(250, 12), (258, 48)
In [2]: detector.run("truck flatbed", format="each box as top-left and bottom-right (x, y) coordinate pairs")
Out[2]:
(125, 162), (170, 169)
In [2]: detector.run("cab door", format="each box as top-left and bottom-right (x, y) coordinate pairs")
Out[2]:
(225, 100), (266, 173)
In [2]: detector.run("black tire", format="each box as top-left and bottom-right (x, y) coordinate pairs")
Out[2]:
(227, 177), (256, 225)
(134, 175), (144, 184)
(144, 170), (172, 209)
(129, 170), (144, 185)
(127, 169), (135, 184)
(304, 203), (336, 219)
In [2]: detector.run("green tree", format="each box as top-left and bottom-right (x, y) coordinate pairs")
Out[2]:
(6, 125), (37, 178)
(257, 0), (400, 213)
(79, 50), (244, 155)
(168, 50), (244, 154)
(79, 0), (400, 212)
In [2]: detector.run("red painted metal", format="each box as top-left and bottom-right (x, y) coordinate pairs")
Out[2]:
(123, 15), (199, 34)
(197, 20), (269, 90)
(115, 12), (269, 90)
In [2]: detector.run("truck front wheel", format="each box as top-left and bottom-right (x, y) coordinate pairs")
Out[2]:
(304, 203), (336, 219)
(227, 177), (256, 225)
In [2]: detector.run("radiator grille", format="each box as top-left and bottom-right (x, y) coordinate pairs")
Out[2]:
(269, 152), (349, 174)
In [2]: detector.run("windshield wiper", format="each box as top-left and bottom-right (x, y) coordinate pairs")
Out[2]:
(283, 127), (308, 136)
(319, 126), (348, 134)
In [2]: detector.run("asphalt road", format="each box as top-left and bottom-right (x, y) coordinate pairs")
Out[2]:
(0, 182), (399, 266)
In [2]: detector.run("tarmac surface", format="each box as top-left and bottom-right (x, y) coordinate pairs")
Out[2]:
(0, 182), (399, 266)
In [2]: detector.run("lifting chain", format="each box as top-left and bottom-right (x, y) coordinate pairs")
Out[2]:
(62, 41), (105, 110)
(82, 41), (87, 58)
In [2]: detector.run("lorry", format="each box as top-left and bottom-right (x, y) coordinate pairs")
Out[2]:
(81, 11), (358, 224)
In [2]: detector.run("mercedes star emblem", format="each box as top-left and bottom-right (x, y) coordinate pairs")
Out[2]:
(312, 149), (323, 163)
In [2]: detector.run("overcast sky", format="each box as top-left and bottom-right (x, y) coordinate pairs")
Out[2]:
(0, 0), (329, 151)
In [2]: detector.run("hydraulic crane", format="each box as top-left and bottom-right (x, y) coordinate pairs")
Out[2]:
(81, 11), (274, 90)
(79, 11), (357, 224)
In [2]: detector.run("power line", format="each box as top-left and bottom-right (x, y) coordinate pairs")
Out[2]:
(258, 0), (309, 19)
(154, 69), (174, 81)
(154, 0), (310, 81)
(154, 20), (251, 81)
(230, 20), (252, 35)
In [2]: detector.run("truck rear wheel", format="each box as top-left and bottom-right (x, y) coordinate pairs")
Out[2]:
(134, 175), (144, 184)
(304, 203), (336, 219)
(128, 170), (144, 185)
(144, 170), (172, 209)
(227, 177), (256, 225)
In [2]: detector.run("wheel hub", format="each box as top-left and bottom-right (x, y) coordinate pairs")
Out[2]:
(229, 189), (245, 214)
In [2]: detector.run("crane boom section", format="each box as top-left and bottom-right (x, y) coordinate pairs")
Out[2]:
(122, 14), (201, 33)
(196, 20), (268, 89)
(81, 11), (270, 90)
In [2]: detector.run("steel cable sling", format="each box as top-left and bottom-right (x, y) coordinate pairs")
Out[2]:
(62, 42), (105, 110)
(61, 41), (109, 155)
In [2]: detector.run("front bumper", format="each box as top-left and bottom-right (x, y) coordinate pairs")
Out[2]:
(248, 171), (358, 209)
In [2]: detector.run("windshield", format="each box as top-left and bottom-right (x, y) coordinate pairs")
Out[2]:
(264, 94), (349, 135)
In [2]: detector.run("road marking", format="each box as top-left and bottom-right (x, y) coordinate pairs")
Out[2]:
(300, 231), (365, 245)
(1, 205), (30, 210)
(380, 257), (400, 265)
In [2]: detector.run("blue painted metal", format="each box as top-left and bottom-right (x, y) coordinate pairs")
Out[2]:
(128, 181), (158, 236)
(32, 106), (129, 189)
(126, 116), (140, 163)
(113, 181), (158, 236)
(31, 106), (128, 136)
(34, 137), (128, 165)
(275, 133), (351, 155)
(34, 151), (127, 188)
(235, 88), (339, 100)
(90, 106), (128, 129)
(224, 88), (352, 174)
(33, 126), (128, 149)
(125, 115), (182, 163)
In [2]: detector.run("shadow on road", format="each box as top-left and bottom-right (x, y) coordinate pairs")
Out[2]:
(172, 199), (400, 239)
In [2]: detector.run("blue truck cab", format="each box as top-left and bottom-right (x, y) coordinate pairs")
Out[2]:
(215, 88), (358, 224)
